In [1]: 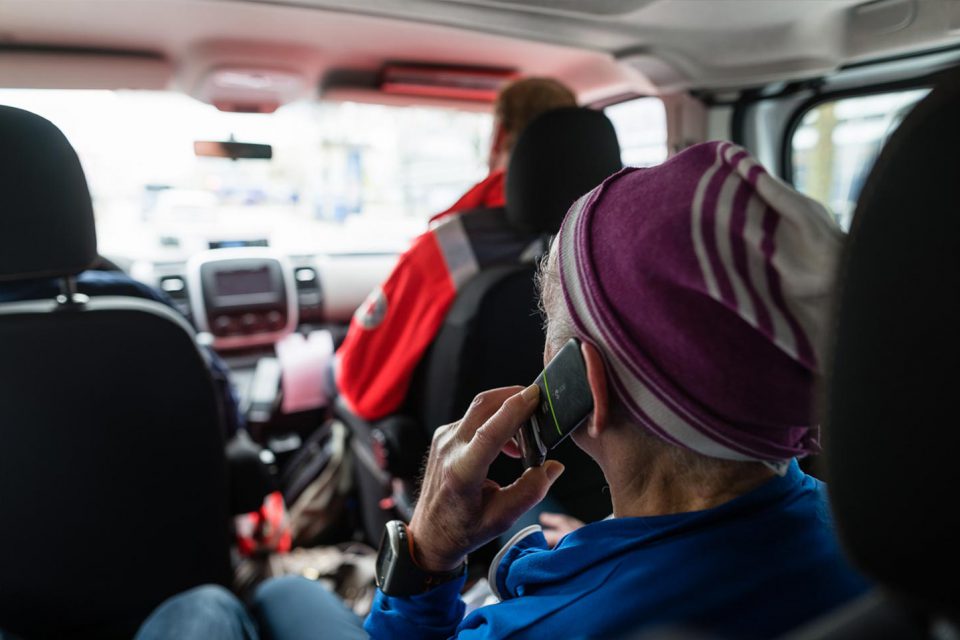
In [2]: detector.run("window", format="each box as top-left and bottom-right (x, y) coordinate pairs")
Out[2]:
(604, 96), (668, 168)
(0, 89), (492, 259)
(790, 88), (928, 230)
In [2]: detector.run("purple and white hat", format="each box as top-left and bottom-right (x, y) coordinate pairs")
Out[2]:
(557, 141), (843, 463)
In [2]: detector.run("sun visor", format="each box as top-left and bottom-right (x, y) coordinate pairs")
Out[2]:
(0, 49), (171, 90)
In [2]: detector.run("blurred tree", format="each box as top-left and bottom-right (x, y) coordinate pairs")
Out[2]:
(808, 102), (837, 209)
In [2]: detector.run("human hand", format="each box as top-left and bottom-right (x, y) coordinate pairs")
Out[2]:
(539, 512), (585, 548)
(407, 385), (565, 573)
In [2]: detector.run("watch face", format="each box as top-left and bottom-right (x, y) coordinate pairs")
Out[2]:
(375, 520), (465, 597)
(375, 521), (400, 590)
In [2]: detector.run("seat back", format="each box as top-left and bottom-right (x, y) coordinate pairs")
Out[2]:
(0, 299), (233, 638)
(820, 68), (960, 633)
(413, 264), (544, 434)
(406, 108), (623, 521)
(410, 107), (622, 432)
(411, 263), (614, 522)
(0, 106), (232, 638)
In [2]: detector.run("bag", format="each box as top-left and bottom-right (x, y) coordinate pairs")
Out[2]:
(282, 419), (354, 548)
(234, 420), (357, 596)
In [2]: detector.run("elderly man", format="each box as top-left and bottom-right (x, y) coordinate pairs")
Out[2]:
(136, 141), (870, 640)
(360, 140), (869, 640)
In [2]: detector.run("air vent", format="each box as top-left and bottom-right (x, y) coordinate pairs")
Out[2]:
(292, 264), (324, 322)
(160, 276), (186, 294)
(159, 275), (192, 318)
(295, 267), (318, 287)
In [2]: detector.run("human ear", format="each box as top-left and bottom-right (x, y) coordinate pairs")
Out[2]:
(488, 121), (507, 170)
(581, 342), (609, 438)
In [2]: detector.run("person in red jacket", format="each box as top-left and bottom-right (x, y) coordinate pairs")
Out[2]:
(336, 78), (577, 421)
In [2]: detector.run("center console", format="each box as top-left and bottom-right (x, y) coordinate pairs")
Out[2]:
(187, 248), (298, 350)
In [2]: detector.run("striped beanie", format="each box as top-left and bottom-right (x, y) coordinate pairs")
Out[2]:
(557, 141), (843, 463)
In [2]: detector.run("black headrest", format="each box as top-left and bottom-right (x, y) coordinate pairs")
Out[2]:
(506, 107), (622, 234)
(0, 106), (97, 281)
(825, 70), (960, 617)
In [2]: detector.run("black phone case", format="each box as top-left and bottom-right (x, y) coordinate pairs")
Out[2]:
(519, 339), (594, 468)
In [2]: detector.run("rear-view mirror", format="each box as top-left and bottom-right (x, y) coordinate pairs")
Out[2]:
(194, 140), (273, 160)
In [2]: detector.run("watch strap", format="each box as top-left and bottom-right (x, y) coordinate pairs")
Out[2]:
(405, 525), (466, 589)
(376, 520), (466, 596)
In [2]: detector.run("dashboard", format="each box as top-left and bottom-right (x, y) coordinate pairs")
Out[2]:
(187, 248), (297, 350)
(130, 247), (397, 351)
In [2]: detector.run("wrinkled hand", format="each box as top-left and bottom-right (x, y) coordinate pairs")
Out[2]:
(407, 385), (565, 572)
(539, 512), (585, 548)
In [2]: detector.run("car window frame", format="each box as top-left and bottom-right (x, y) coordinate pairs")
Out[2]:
(718, 43), (960, 186)
(592, 92), (669, 168)
(780, 76), (940, 188)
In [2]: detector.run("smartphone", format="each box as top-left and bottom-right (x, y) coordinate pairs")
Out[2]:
(517, 338), (594, 468)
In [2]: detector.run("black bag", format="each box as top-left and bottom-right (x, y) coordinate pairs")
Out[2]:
(280, 420), (353, 548)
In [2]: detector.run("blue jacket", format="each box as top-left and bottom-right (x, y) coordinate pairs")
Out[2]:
(0, 270), (244, 436)
(364, 461), (870, 639)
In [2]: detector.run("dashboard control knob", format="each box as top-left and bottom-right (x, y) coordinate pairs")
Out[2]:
(241, 313), (260, 332)
(213, 315), (233, 334)
(266, 310), (284, 330)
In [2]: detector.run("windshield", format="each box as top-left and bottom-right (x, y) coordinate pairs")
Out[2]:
(0, 89), (492, 260)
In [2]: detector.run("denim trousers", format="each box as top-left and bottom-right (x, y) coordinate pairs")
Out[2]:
(135, 576), (368, 640)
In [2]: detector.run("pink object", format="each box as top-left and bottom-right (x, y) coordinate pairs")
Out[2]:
(276, 330), (334, 414)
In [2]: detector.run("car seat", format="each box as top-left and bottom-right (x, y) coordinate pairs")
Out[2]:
(0, 106), (233, 639)
(779, 67), (960, 639)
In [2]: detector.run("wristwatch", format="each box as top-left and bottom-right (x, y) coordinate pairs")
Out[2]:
(375, 520), (467, 596)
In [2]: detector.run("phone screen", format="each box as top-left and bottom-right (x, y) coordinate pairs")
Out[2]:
(518, 338), (594, 468)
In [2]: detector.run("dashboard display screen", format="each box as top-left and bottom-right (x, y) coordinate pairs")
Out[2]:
(214, 265), (274, 297)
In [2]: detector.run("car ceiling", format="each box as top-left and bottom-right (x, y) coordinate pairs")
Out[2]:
(0, 0), (958, 107)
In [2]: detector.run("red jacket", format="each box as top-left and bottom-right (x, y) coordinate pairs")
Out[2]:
(428, 170), (505, 225)
(336, 171), (538, 421)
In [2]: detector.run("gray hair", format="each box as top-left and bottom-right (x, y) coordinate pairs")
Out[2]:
(536, 245), (574, 356)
